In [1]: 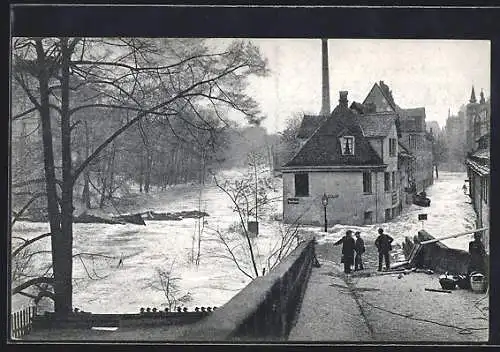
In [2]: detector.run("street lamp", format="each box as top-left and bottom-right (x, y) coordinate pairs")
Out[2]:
(321, 193), (328, 232)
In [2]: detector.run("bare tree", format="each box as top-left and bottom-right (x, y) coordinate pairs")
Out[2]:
(147, 261), (192, 311)
(275, 113), (303, 169)
(11, 37), (268, 315)
(210, 161), (289, 279)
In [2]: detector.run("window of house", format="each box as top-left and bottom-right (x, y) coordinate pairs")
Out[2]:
(389, 138), (397, 156)
(363, 172), (372, 193)
(392, 171), (396, 189)
(294, 173), (309, 197)
(384, 172), (390, 192)
(364, 211), (373, 225)
(340, 136), (355, 155)
(409, 134), (417, 150)
(385, 209), (391, 222)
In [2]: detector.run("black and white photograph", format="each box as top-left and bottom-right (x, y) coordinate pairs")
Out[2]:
(8, 6), (493, 345)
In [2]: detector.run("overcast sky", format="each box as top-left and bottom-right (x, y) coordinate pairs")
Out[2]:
(233, 39), (490, 134)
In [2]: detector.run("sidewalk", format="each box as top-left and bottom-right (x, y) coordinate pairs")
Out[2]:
(288, 242), (489, 342)
(288, 260), (373, 341)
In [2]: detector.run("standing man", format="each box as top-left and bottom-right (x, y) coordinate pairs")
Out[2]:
(468, 232), (486, 274)
(334, 230), (356, 274)
(354, 231), (365, 271)
(375, 228), (394, 271)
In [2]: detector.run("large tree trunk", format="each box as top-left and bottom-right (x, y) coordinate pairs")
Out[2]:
(36, 38), (73, 315)
(57, 39), (74, 315)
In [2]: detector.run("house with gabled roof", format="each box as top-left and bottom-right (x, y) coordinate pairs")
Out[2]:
(282, 91), (405, 226)
(361, 81), (434, 193)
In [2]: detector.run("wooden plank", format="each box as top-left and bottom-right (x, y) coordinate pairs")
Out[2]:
(407, 243), (423, 267)
(22, 309), (26, 336)
(11, 312), (15, 338)
(27, 307), (31, 335)
(419, 227), (489, 245)
(425, 288), (452, 293)
(13, 312), (19, 338)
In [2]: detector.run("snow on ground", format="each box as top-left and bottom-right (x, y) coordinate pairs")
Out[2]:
(310, 172), (477, 252)
(11, 171), (476, 314)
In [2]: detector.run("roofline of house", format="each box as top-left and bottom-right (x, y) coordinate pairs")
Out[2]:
(281, 164), (388, 173)
(363, 82), (398, 112)
(465, 159), (490, 177)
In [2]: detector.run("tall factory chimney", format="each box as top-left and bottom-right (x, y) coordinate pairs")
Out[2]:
(319, 38), (331, 116)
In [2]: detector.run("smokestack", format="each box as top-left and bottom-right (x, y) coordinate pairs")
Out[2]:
(339, 91), (348, 108)
(319, 38), (331, 116)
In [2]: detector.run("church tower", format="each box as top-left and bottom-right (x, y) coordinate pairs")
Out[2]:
(470, 86), (477, 104)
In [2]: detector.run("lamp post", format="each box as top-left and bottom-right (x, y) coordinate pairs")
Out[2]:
(321, 193), (328, 232)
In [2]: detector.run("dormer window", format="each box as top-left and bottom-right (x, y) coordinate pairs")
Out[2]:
(340, 136), (355, 155)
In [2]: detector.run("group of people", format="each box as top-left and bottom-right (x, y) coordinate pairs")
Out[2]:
(333, 228), (394, 274)
(333, 226), (487, 277)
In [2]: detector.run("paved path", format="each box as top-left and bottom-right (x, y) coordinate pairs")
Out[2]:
(288, 259), (374, 341)
(289, 242), (489, 342)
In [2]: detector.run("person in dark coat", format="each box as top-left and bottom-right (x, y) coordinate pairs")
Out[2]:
(334, 230), (356, 274)
(468, 232), (486, 274)
(374, 228), (393, 271)
(354, 231), (365, 271)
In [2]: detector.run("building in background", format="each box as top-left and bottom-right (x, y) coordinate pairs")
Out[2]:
(444, 108), (468, 171)
(282, 40), (422, 225)
(282, 91), (402, 225)
(362, 81), (434, 193)
(464, 87), (490, 253)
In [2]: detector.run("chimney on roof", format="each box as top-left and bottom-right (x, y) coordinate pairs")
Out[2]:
(339, 91), (348, 108)
(319, 38), (331, 116)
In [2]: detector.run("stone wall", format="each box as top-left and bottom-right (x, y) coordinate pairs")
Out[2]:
(31, 311), (210, 330)
(179, 238), (316, 341)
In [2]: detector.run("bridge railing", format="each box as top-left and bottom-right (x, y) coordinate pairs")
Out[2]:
(179, 237), (316, 341)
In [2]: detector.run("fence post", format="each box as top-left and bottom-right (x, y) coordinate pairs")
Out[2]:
(13, 311), (19, 338)
(22, 309), (26, 336)
(11, 306), (36, 339)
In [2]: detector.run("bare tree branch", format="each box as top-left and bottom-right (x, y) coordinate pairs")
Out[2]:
(72, 63), (247, 182)
(213, 228), (254, 280)
(11, 192), (47, 227)
(13, 233), (52, 257)
(12, 277), (54, 295)
(12, 107), (38, 120)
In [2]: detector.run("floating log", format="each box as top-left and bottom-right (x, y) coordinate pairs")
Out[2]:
(113, 213), (146, 226)
(377, 269), (411, 276)
(143, 210), (209, 221)
(74, 214), (125, 225)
